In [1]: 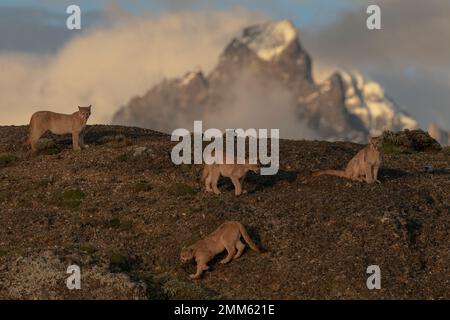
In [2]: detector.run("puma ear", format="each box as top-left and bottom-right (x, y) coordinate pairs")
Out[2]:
(88, 105), (92, 110)
(78, 106), (82, 111)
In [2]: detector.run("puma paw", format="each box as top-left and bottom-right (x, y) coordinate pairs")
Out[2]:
(189, 274), (200, 280)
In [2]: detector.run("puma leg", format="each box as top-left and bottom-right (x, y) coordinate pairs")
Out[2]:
(205, 173), (213, 192)
(29, 136), (40, 153)
(211, 172), (221, 195)
(79, 129), (89, 149)
(220, 243), (236, 264)
(29, 129), (46, 153)
(364, 164), (374, 183)
(72, 132), (82, 151)
(373, 165), (381, 184)
(239, 175), (246, 192)
(230, 176), (242, 196)
(233, 240), (245, 260)
(190, 262), (209, 280)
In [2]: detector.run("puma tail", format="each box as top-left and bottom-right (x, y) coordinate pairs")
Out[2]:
(237, 222), (260, 252)
(312, 169), (348, 178)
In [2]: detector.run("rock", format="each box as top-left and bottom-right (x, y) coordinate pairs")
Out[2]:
(133, 146), (151, 157)
(423, 165), (434, 173)
(381, 129), (442, 153)
(36, 138), (56, 150)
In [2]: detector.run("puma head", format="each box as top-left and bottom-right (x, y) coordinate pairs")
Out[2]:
(78, 105), (92, 121)
(248, 163), (260, 174)
(180, 246), (194, 264)
(369, 136), (382, 150)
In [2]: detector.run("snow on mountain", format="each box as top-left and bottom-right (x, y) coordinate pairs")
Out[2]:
(235, 20), (297, 61)
(339, 71), (418, 136)
(113, 19), (420, 142)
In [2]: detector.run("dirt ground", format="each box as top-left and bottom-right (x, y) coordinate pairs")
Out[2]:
(0, 125), (449, 299)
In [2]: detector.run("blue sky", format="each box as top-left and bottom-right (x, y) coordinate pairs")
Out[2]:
(0, 0), (364, 56)
(0, 0), (358, 29)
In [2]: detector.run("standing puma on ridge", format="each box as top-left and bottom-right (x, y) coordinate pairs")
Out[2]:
(201, 151), (259, 196)
(312, 137), (383, 184)
(24, 106), (91, 153)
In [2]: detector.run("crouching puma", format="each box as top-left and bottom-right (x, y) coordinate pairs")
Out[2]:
(24, 106), (91, 153)
(180, 221), (260, 279)
(201, 152), (260, 196)
(312, 136), (382, 184)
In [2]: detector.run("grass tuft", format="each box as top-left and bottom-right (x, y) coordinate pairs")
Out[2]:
(0, 154), (18, 168)
(109, 251), (134, 273)
(169, 183), (198, 197)
(163, 278), (222, 300)
(61, 188), (85, 209)
(107, 218), (133, 231)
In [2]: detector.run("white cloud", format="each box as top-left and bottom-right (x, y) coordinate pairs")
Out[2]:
(0, 8), (266, 125)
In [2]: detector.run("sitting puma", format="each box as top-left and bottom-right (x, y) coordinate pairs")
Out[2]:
(24, 106), (91, 153)
(201, 153), (259, 196)
(180, 221), (260, 279)
(312, 136), (382, 184)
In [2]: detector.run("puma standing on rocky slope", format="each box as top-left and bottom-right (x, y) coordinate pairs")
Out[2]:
(201, 151), (260, 196)
(24, 106), (92, 153)
(180, 221), (260, 279)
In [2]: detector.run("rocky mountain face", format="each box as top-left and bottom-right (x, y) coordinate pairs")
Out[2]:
(112, 20), (417, 142)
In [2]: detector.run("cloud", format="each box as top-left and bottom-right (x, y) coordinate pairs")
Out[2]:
(302, 0), (450, 68)
(0, 6), (104, 54)
(0, 8), (266, 125)
(203, 70), (319, 140)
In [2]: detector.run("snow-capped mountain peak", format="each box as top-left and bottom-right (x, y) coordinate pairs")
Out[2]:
(339, 70), (417, 136)
(113, 20), (420, 143)
(179, 69), (204, 87)
(236, 19), (297, 61)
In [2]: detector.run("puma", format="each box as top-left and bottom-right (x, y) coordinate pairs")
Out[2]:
(312, 137), (382, 184)
(180, 221), (260, 279)
(24, 106), (91, 153)
(201, 152), (259, 196)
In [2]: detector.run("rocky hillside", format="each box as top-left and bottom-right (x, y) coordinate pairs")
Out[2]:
(0, 125), (449, 299)
(112, 20), (417, 142)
